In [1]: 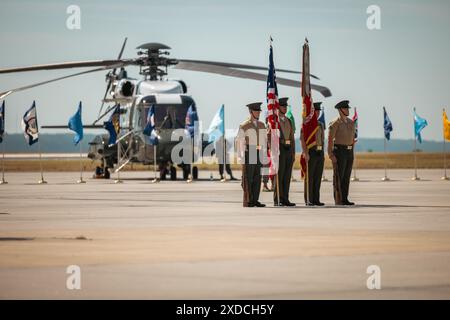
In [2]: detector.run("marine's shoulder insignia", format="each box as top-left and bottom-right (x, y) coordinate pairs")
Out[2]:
(239, 119), (251, 128)
(328, 117), (339, 128)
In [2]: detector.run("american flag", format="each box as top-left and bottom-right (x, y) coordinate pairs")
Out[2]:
(266, 41), (280, 175)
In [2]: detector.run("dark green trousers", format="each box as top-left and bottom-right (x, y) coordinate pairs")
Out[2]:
(304, 148), (324, 204)
(245, 163), (262, 205)
(333, 146), (354, 202)
(274, 145), (294, 204)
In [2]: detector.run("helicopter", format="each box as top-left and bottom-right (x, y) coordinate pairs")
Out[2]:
(0, 38), (332, 180)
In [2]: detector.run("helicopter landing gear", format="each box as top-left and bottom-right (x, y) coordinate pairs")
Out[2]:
(159, 163), (167, 181)
(182, 165), (190, 180)
(182, 164), (198, 180)
(193, 166), (198, 180)
(170, 166), (177, 180)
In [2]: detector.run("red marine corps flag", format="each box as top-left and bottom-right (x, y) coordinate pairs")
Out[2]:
(300, 39), (319, 178)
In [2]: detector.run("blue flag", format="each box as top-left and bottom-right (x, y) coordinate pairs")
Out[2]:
(318, 108), (326, 128)
(143, 104), (159, 145)
(383, 106), (393, 140)
(185, 103), (198, 138)
(21, 101), (39, 146)
(0, 101), (5, 143)
(103, 104), (120, 146)
(207, 104), (224, 143)
(68, 101), (84, 145)
(413, 108), (428, 144)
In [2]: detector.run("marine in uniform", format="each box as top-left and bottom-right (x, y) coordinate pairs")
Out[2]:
(300, 102), (325, 206)
(273, 97), (296, 206)
(328, 100), (356, 205)
(236, 102), (267, 207)
(215, 136), (237, 181)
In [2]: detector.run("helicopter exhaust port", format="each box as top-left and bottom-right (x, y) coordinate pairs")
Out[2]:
(114, 79), (135, 98)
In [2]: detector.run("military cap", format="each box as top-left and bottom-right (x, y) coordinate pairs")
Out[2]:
(246, 102), (262, 111)
(313, 102), (322, 110)
(334, 100), (351, 109)
(278, 97), (289, 107)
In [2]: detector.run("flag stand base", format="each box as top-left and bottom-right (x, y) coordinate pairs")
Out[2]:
(411, 175), (420, 181)
(351, 177), (359, 182)
(381, 176), (390, 181)
(441, 175), (450, 180)
(114, 179), (123, 184)
(186, 175), (193, 183)
(0, 179), (8, 185)
(151, 178), (160, 184)
(38, 179), (47, 184)
(77, 179), (86, 184)
(321, 177), (328, 182)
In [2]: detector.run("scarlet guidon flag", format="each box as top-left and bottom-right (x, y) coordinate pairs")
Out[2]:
(300, 39), (319, 178)
(267, 38), (280, 175)
(352, 107), (358, 143)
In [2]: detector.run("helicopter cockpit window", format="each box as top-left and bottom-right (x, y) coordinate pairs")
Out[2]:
(141, 103), (190, 130)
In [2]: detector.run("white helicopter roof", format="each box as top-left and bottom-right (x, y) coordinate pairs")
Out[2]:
(136, 80), (183, 95)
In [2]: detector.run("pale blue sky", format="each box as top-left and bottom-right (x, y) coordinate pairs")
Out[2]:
(0, 0), (449, 141)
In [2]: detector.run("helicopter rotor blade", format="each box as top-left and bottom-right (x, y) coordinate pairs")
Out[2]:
(0, 64), (126, 100)
(98, 37), (128, 120)
(174, 62), (331, 97)
(0, 59), (135, 74)
(176, 59), (319, 80)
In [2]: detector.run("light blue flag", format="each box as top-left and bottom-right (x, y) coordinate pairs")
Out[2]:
(207, 104), (224, 143)
(68, 101), (84, 145)
(413, 108), (428, 144)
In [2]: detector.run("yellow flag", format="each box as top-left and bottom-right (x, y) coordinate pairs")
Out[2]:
(444, 109), (450, 141)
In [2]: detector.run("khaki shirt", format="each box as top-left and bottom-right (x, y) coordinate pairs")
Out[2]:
(328, 116), (355, 146)
(279, 116), (295, 146)
(236, 117), (267, 164)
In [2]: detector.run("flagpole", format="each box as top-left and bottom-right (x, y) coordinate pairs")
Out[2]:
(412, 110), (419, 180)
(115, 138), (123, 184)
(351, 152), (359, 181)
(77, 142), (85, 184)
(305, 159), (309, 205)
(151, 144), (159, 183)
(442, 108), (449, 180)
(35, 104), (47, 184)
(0, 137), (7, 184)
(382, 136), (390, 181)
(37, 135), (47, 184)
(222, 105), (227, 183)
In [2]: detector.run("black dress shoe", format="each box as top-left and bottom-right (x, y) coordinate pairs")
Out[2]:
(343, 200), (355, 205)
(284, 201), (296, 207)
(247, 202), (255, 207)
(314, 202), (325, 206)
(255, 201), (266, 207)
(306, 202), (315, 206)
(230, 177), (238, 181)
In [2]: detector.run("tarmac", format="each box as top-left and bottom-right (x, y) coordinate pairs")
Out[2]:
(1, 168), (450, 299)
